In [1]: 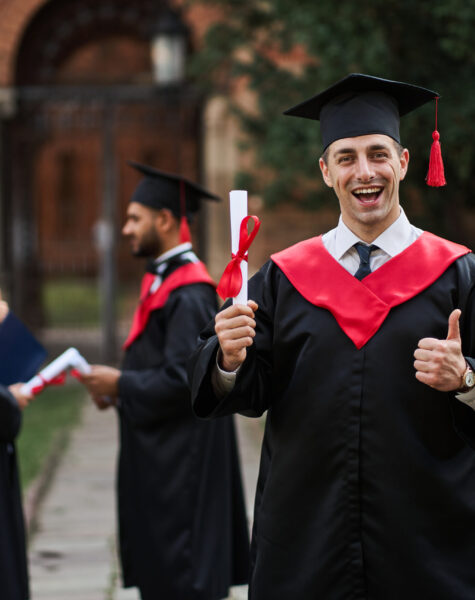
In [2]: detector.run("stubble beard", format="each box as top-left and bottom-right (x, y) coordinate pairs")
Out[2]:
(130, 228), (162, 258)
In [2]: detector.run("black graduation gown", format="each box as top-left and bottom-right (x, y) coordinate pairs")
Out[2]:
(0, 385), (29, 600)
(116, 259), (250, 600)
(190, 233), (475, 600)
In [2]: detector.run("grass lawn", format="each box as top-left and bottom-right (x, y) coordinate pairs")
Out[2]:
(17, 382), (86, 491)
(43, 278), (136, 328)
(43, 278), (100, 328)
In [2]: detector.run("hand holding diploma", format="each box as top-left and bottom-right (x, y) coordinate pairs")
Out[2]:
(215, 300), (258, 372)
(9, 383), (33, 411)
(78, 365), (120, 409)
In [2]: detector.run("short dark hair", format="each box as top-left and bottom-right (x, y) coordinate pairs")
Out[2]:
(321, 147), (330, 165)
(320, 139), (404, 165)
(393, 141), (404, 156)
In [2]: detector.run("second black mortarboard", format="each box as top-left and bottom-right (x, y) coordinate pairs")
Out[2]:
(128, 161), (221, 242)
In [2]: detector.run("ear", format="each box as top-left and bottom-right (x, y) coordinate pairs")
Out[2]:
(319, 157), (333, 188)
(399, 148), (410, 181)
(155, 209), (178, 234)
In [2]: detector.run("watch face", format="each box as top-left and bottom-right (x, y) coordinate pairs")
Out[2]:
(465, 371), (475, 388)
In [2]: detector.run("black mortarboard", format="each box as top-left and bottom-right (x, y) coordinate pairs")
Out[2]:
(284, 73), (438, 150)
(283, 73), (446, 186)
(128, 161), (221, 242)
(128, 161), (220, 214)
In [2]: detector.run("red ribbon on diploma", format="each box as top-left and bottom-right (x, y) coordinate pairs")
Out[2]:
(217, 215), (261, 300)
(31, 372), (67, 396)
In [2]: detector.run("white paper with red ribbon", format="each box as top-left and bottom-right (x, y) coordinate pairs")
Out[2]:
(230, 191), (248, 305)
(216, 190), (261, 303)
(21, 347), (91, 396)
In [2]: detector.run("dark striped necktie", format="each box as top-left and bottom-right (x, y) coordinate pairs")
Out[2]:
(354, 242), (379, 280)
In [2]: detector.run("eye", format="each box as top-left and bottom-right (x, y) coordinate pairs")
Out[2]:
(372, 152), (388, 159)
(337, 155), (353, 164)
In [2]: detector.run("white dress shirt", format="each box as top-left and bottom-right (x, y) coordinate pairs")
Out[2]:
(321, 207), (422, 275)
(213, 209), (475, 406)
(154, 242), (196, 265)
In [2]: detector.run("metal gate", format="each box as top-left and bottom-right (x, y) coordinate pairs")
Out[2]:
(6, 85), (203, 362)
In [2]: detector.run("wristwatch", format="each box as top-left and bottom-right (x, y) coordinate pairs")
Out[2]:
(459, 362), (475, 393)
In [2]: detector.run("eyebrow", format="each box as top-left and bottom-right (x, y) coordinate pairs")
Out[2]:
(333, 147), (356, 156)
(333, 143), (391, 156)
(368, 144), (391, 151)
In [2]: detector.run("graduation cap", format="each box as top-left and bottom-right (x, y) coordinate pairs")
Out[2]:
(128, 161), (221, 243)
(284, 73), (446, 187)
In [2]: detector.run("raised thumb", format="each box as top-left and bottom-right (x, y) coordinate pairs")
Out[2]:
(446, 308), (462, 341)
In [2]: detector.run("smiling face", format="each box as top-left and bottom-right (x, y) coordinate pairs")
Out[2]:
(319, 134), (409, 242)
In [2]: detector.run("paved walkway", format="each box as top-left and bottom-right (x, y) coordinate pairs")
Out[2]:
(27, 399), (263, 600)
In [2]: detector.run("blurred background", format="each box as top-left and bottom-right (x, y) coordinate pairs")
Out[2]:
(1, 0), (474, 597)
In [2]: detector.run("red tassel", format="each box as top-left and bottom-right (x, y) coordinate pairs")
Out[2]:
(179, 215), (192, 244)
(426, 97), (446, 187)
(179, 180), (192, 243)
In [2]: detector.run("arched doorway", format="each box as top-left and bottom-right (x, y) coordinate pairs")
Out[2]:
(7, 0), (203, 360)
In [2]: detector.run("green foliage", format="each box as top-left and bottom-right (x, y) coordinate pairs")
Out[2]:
(17, 383), (85, 490)
(189, 0), (475, 238)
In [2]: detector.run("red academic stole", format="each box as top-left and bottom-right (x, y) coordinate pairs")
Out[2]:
(123, 261), (216, 349)
(271, 232), (471, 349)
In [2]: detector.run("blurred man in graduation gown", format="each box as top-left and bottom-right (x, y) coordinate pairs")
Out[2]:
(189, 75), (475, 599)
(0, 299), (34, 600)
(0, 384), (31, 600)
(81, 163), (249, 600)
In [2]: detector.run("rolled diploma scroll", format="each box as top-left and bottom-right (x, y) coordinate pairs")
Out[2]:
(20, 347), (91, 395)
(230, 190), (248, 305)
(68, 348), (91, 376)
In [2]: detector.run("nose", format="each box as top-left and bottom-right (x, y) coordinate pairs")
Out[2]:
(122, 221), (131, 236)
(355, 155), (374, 182)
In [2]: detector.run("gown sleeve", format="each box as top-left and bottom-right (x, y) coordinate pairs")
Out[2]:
(118, 284), (216, 428)
(0, 384), (21, 442)
(449, 254), (475, 449)
(190, 260), (276, 420)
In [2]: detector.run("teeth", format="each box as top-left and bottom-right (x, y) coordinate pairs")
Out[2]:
(354, 187), (382, 194)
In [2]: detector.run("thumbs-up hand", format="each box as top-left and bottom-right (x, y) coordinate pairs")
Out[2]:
(414, 309), (467, 392)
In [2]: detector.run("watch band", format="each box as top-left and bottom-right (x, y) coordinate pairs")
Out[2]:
(459, 362), (475, 393)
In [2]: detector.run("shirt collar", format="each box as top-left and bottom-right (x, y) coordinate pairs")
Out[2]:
(154, 242), (193, 266)
(371, 208), (414, 256)
(335, 207), (413, 259)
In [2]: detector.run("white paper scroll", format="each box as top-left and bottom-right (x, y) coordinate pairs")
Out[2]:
(230, 190), (248, 305)
(21, 347), (91, 396)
